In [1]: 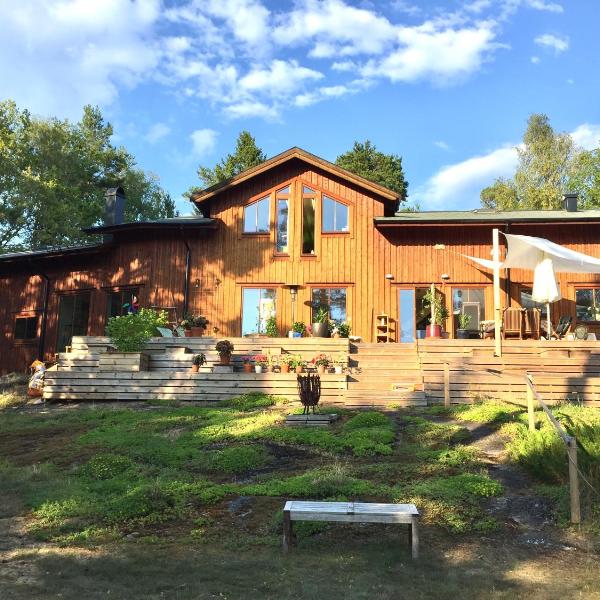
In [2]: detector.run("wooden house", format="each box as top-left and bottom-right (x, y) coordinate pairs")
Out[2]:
(2, 146), (600, 374)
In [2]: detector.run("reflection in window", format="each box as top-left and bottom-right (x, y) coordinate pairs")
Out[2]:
(107, 288), (140, 319)
(243, 196), (269, 233)
(312, 288), (347, 322)
(14, 316), (38, 340)
(576, 288), (600, 322)
(242, 288), (276, 335)
(520, 288), (544, 310)
(452, 288), (485, 331)
(275, 186), (289, 253)
(322, 196), (348, 232)
(302, 186), (316, 254)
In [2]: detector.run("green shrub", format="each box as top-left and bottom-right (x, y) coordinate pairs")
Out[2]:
(219, 393), (283, 412)
(193, 445), (272, 474)
(80, 454), (136, 480)
(106, 308), (168, 352)
(344, 411), (391, 430)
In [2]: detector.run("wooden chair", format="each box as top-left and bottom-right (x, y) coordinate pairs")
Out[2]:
(573, 324), (589, 340)
(554, 316), (573, 339)
(523, 308), (541, 340)
(502, 307), (524, 339)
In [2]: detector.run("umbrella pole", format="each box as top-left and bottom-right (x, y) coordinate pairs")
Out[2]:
(547, 302), (552, 339)
(493, 228), (502, 357)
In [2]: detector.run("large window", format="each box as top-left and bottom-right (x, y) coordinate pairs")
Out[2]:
(312, 288), (347, 322)
(107, 288), (140, 319)
(14, 316), (38, 341)
(520, 287), (544, 310)
(275, 186), (289, 253)
(242, 288), (276, 336)
(57, 293), (90, 352)
(243, 196), (269, 233)
(302, 186), (316, 255)
(576, 288), (600, 322)
(322, 195), (348, 232)
(453, 287), (485, 331)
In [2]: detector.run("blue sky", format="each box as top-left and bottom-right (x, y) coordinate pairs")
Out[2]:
(1, 0), (599, 214)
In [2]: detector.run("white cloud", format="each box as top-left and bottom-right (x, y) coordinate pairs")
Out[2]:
(571, 124), (600, 151)
(390, 1), (422, 17)
(239, 60), (322, 92)
(535, 33), (569, 54)
(526, 0), (563, 13)
(434, 140), (450, 150)
(190, 128), (218, 158)
(145, 122), (171, 144)
(531, 55), (540, 64)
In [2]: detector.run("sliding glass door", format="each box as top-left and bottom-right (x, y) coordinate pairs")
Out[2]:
(56, 293), (90, 352)
(241, 288), (276, 336)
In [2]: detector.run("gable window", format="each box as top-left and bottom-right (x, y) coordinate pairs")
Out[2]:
(275, 186), (289, 253)
(312, 288), (347, 323)
(243, 196), (269, 233)
(576, 288), (600, 322)
(322, 195), (348, 232)
(302, 186), (316, 254)
(14, 316), (38, 341)
(107, 288), (140, 319)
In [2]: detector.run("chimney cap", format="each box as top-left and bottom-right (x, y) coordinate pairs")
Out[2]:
(563, 192), (578, 212)
(105, 186), (125, 196)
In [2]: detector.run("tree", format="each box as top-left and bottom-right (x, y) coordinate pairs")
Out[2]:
(335, 140), (408, 204)
(0, 101), (175, 254)
(480, 113), (597, 210)
(197, 131), (266, 188)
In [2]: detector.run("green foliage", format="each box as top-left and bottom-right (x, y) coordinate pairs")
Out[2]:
(0, 100), (174, 253)
(196, 131), (266, 188)
(336, 140), (408, 204)
(450, 401), (524, 425)
(265, 316), (278, 337)
(192, 445), (272, 474)
(292, 321), (306, 335)
(457, 313), (471, 329)
(192, 353), (206, 367)
(215, 340), (234, 354)
(313, 306), (329, 324)
(106, 309), (168, 352)
(480, 113), (600, 210)
(422, 287), (449, 326)
(336, 321), (351, 337)
(218, 393), (282, 411)
(80, 454), (136, 480)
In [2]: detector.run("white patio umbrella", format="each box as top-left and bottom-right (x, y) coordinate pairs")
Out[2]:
(531, 257), (561, 338)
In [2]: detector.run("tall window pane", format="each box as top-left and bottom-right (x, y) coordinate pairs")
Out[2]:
(243, 196), (269, 233)
(242, 288), (276, 335)
(322, 196), (348, 232)
(276, 194), (288, 253)
(576, 288), (600, 321)
(107, 288), (140, 319)
(302, 195), (316, 254)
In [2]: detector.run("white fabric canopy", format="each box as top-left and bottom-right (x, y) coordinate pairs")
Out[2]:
(531, 258), (561, 304)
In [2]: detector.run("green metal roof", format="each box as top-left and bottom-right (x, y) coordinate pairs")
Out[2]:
(375, 209), (600, 225)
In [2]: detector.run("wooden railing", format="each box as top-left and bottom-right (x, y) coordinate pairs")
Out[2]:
(525, 374), (581, 524)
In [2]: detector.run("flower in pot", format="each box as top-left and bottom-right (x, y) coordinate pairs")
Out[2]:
(279, 353), (294, 373)
(290, 355), (306, 374)
(254, 354), (268, 373)
(190, 315), (209, 337)
(311, 353), (331, 374)
(456, 312), (472, 340)
(312, 305), (330, 338)
(333, 351), (348, 374)
(180, 317), (192, 337)
(422, 286), (448, 338)
(241, 355), (253, 373)
(215, 339), (234, 365)
(265, 315), (279, 338)
(191, 353), (206, 373)
(291, 321), (305, 338)
(337, 321), (351, 338)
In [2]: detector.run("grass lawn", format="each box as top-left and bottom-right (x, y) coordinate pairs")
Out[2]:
(1, 393), (599, 599)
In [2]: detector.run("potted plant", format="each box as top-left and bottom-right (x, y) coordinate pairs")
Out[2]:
(104, 309), (168, 371)
(241, 356), (253, 373)
(265, 315), (279, 338)
(333, 352), (348, 375)
(290, 321), (305, 338)
(267, 353), (279, 372)
(456, 313), (472, 340)
(279, 354), (294, 373)
(215, 340), (234, 365)
(337, 321), (351, 338)
(190, 315), (209, 337)
(254, 354), (268, 373)
(180, 316), (192, 338)
(312, 306), (330, 338)
(290, 355), (306, 374)
(311, 353), (331, 375)
(191, 353), (206, 373)
(422, 287), (448, 338)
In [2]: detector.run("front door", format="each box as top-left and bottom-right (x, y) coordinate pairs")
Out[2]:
(56, 293), (90, 352)
(398, 289), (416, 342)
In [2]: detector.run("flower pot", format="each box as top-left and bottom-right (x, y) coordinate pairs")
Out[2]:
(255, 365), (264, 373)
(281, 364), (290, 373)
(295, 366), (304, 374)
(293, 332), (302, 338)
(190, 327), (204, 336)
(312, 322), (329, 337)
(334, 366), (343, 375)
(219, 353), (231, 365)
(184, 330), (192, 337)
(288, 331), (295, 338)
(191, 364), (199, 373)
(426, 324), (442, 338)
(243, 363), (252, 373)
(456, 329), (470, 340)
(317, 365), (326, 375)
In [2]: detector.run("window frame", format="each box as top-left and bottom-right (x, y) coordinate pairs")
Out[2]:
(321, 194), (350, 234)
(13, 314), (38, 343)
(240, 285), (279, 336)
(310, 286), (348, 323)
(242, 194), (271, 235)
(574, 286), (600, 323)
(450, 285), (487, 335)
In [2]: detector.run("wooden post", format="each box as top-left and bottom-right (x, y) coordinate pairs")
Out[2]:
(526, 377), (535, 432)
(493, 228), (502, 357)
(283, 507), (293, 551)
(444, 362), (450, 407)
(411, 515), (419, 559)
(567, 438), (581, 524)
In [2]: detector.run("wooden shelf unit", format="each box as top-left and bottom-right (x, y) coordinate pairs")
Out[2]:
(375, 313), (394, 342)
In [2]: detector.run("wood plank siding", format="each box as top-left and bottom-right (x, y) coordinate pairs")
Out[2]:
(2, 154), (600, 374)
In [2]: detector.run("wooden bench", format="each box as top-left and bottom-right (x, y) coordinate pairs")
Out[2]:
(282, 500), (420, 558)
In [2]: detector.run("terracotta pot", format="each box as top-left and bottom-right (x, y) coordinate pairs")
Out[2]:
(243, 363), (252, 373)
(426, 324), (442, 338)
(191, 364), (199, 373)
(281, 364), (290, 373)
(317, 365), (326, 375)
(295, 366), (304, 374)
(184, 330), (192, 337)
(219, 353), (231, 365)
(191, 327), (204, 337)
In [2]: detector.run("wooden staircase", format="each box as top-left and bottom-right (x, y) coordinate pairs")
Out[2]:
(344, 343), (426, 408)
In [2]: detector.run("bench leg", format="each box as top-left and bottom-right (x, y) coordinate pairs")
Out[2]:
(283, 510), (293, 552)
(411, 516), (419, 559)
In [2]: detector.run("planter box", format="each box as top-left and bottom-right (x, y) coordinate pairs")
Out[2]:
(98, 352), (149, 372)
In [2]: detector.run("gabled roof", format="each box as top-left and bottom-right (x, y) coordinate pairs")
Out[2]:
(190, 147), (400, 204)
(375, 208), (600, 226)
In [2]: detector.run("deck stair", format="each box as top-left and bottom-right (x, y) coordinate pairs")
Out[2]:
(345, 343), (426, 407)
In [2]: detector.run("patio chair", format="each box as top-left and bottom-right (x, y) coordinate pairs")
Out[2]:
(554, 316), (573, 339)
(523, 308), (541, 340)
(501, 307), (524, 339)
(573, 324), (589, 340)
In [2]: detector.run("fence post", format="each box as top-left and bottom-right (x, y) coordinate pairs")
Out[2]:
(444, 362), (450, 407)
(567, 438), (581, 524)
(526, 379), (535, 432)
